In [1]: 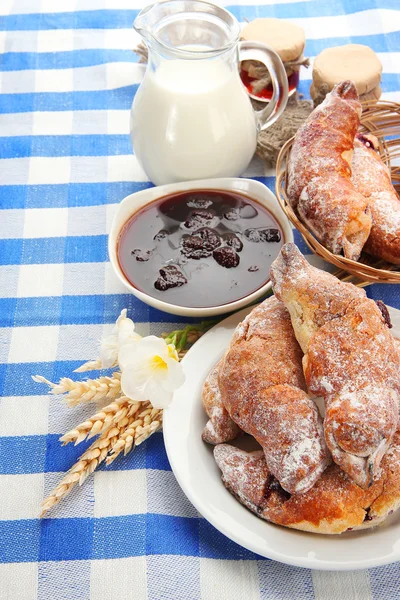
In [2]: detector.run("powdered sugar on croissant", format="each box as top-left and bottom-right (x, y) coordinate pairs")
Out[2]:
(287, 81), (371, 260)
(352, 134), (400, 264)
(218, 296), (331, 495)
(271, 243), (400, 488)
(214, 432), (400, 534)
(201, 360), (241, 445)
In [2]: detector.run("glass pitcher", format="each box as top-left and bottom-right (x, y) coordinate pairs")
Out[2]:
(130, 0), (288, 186)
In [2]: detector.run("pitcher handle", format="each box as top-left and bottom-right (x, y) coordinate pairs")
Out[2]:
(238, 41), (288, 132)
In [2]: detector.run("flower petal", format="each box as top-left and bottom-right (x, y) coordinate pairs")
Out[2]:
(118, 341), (141, 371)
(143, 379), (173, 408)
(115, 308), (128, 329)
(121, 367), (150, 401)
(99, 334), (118, 368)
(136, 336), (170, 360)
(117, 318), (137, 347)
(161, 357), (186, 392)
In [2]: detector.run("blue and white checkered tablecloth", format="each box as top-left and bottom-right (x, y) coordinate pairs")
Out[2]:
(1, 0), (400, 598)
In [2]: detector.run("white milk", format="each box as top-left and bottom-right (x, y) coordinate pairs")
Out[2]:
(130, 57), (258, 185)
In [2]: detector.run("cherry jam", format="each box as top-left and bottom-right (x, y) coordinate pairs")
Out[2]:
(240, 69), (299, 101)
(117, 190), (284, 309)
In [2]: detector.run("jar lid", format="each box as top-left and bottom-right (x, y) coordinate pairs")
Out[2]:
(312, 44), (382, 95)
(240, 18), (305, 63)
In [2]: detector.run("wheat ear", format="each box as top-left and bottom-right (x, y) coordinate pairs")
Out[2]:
(59, 396), (141, 445)
(40, 410), (139, 517)
(32, 373), (121, 407)
(74, 359), (103, 373)
(106, 404), (162, 464)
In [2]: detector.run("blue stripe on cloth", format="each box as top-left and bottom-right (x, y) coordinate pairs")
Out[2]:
(39, 518), (95, 562)
(0, 295), (208, 327)
(0, 361), (89, 397)
(1, 49), (138, 71)
(0, 434), (91, 475)
(3, 297), (62, 328)
(306, 31), (400, 54)
(0, 178), (274, 210)
(0, 182), (153, 209)
(0, 432), (169, 475)
(364, 283), (400, 308)
(1, 1), (399, 30)
(1, 359), (187, 399)
(0, 235), (108, 265)
(0, 134), (131, 158)
(0, 514), (262, 563)
(0, 86), (138, 114)
(92, 514), (147, 560)
(0, 178), (276, 213)
(0, 435), (47, 474)
(229, 0), (400, 20)
(145, 514), (200, 558)
(2, 31), (399, 71)
(0, 74), (399, 117)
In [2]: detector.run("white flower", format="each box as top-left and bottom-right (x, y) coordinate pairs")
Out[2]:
(100, 309), (141, 369)
(119, 336), (185, 409)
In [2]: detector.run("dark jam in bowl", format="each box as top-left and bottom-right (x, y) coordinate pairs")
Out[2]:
(117, 190), (284, 309)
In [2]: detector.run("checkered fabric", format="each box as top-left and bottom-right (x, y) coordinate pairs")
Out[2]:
(1, 1), (400, 598)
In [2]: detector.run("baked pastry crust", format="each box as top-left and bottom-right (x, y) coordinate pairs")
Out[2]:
(201, 360), (241, 445)
(287, 81), (371, 260)
(271, 243), (400, 488)
(214, 434), (400, 534)
(352, 134), (400, 264)
(218, 296), (331, 495)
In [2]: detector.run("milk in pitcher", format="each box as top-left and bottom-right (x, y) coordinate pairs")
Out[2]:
(130, 56), (258, 185)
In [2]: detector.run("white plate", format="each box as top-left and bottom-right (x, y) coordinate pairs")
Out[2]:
(163, 304), (400, 570)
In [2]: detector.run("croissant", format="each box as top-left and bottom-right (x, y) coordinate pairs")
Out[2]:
(218, 296), (331, 495)
(201, 360), (241, 444)
(214, 432), (400, 534)
(287, 81), (371, 260)
(271, 243), (400, 488)
(351, 133), (400, 264)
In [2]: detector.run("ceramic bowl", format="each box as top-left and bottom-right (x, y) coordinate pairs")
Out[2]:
(108, 177), (293, 317)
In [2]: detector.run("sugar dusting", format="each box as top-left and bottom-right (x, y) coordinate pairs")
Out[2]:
(271, 244), (400, 488)
(202, 361), (241, 444)
(286, 83), (369, 259)
(218, 295), (331, 495)
(352, 138), (400, 261)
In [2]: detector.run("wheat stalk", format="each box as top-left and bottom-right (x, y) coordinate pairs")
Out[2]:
(40, 410), (139, 517)
(59, 396), (140, 446)
(37, 317), (213, 517)
(32, 373), (121, 407)
(74, 359), (103, 373)
(106, 404), (163, 464)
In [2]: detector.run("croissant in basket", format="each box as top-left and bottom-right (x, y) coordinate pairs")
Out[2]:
(287, 81), (371, 261)
(285, 80), (400, 268)
(351, 133), (400, 264)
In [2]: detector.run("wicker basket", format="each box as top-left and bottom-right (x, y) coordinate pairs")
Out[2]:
(275, 100), (400, 284)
